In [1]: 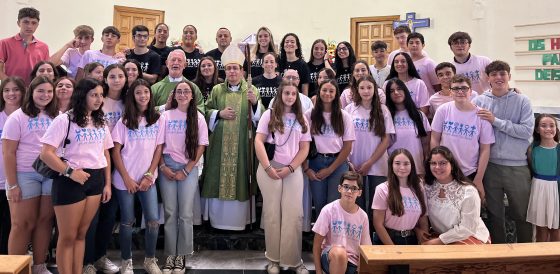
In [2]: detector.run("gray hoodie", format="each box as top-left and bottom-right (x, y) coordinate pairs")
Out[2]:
(472, 89), (534, 166)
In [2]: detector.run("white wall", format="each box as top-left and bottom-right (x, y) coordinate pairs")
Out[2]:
(2, 0), (559, 108)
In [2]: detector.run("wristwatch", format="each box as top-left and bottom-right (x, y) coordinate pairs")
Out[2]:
(64, 166), (74, 177)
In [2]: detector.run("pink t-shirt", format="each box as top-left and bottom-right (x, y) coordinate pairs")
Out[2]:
(61, 48), (84, 79)
(0, 111), (8, 189)
(431, 102), (495, 175)
(161, 109), (209, 165)
(1, 109), (55, 172)
(111, 116), (165, 190)
(257, 110), (312, 165)
(452, 54), (492, 94)
(340, 88), (386, 109)
(414, 57), (439, 96)
(40, 113), (114, 169)
(304, 109), (355, 154)
(344, 103), (395, 176)
(103, 97), (124, 132)
(0, 34), (49, 85)
(383, 78), (430, 109)
(372, 182), (427, 231)
(388, 110), (431, 175)
(428, 92), (453, 119)
(78, 49), (120, 69)
(312, 200), (372, 266)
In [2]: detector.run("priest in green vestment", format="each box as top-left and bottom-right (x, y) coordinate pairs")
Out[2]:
(202, 44), (264, 230)
(151, 49), (204, 113)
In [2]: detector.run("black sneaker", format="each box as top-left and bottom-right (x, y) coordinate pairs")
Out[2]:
(172, 255), (185, 274)
(162, 255), (175, 274)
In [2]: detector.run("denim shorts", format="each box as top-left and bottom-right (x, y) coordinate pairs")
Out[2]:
(320, 246), (358, 274)
(15, 171), (53, 199)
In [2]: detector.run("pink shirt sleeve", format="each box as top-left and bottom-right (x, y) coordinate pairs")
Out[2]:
(103, 125), (114, 150)
(478, 118), (495, 145)
(197, 112), (209, 146)
(415, 80), (430, 107)
(312, 204), (331, 237)
(1, 112), (22, 141)
(40, 114), (68, 148)
(372, 182), (389, 210)
(431, 104), (445, 133)
(256, 110), (272, 136)
(111, 119), (125, 145)
(342, 110), (356, 141)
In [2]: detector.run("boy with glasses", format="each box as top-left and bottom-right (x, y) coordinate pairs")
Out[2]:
(449, 31), (491, 94)
(313, 171), (371, 274)
(126, 25), (161, 84)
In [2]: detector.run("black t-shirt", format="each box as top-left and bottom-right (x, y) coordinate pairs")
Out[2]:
(126, 50), (161, 75)
(148, 45), (173, 66)
(252, 74), (282, 108)
(205, 48), (226, 80)
(174, 47), (202, 80)
(307, 62), (325, 98)
(279, 59), (310, 92)
(335, 66), (352, 91)
(250, 52), (265, 78)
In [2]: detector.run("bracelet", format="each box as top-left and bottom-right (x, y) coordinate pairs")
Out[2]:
(182, 168), (189, 176)
(159, 164), (166, 169)
(143, 171), (153, 178)
(264, 165), (273, 171)
(287, 165), (294, 173)
(7, 184), (19, 191)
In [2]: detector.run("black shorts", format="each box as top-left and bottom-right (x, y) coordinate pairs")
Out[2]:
(52, 168), (104, 206)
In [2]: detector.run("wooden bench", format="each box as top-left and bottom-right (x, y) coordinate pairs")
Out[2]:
(359, 242), (560, 273)
(0, 255), (32, 274)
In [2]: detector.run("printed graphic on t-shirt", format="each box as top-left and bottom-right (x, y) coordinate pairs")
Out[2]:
(310, 71), (318, 84)
(459, 70), (482, 83)
(251, 58), (262, 69)
(258, 86), (278, 99)
(166, 119), (187, 134)
(104, 111), (122, 127)
(320, 123), (336, 136)
(442, 120), (477, 139)
(285, 118), (302, 131)
(331, 220), (364, 241)
(337, 73), (351, 86)
(74, 127), (107, 144)
(140, 62), (149, 72)
(402, 195), (422, 212)
(27, 117), (52, 131)
(352, 118), (370, 132)
(127, 123), (160, 140)
(394, 116), (415, 128)
(186, 58), (200, 69)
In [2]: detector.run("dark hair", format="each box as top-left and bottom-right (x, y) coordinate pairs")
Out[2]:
(393, 25), (411, 35)
(150, 23), (169, 46)
(279, 33), (303, 67)
(54, 77), (76, 109)
(170, 80), (199, 161)
(450, 74), (472, 88)
(339, 171), (363, 190)
(354, 76), (385, 137)
(131, 25), (149, 36)
(385, 78), (428, 137)
(102, 26), (121, 39)
(407, 32), (425, 45)
(251, 26), (277, 58)
(435, 62), (456, 74)
(84, 62), (103, 74)
(183, 24), (198, 34)
(268, 81), (308, 134)
(533, 114), (560, 145)
(0, 77), (25, 112)
(424, 146), (471, 186)
(447, 31), (472, 46)
(387, 52), (421, 80)
(348, 60), (373, 101)
(103, 64), (128, 101)
(30, 61), (59, 81)
(70, 78), (105, 128)
(22, 76), (58, 118)
(485, 60), (511, 75)
(18, 7), (40, 21)
(73, 25), (94, 37)
(123, 79), (159, 130)
(386, 148), (427, 216)
(334, 42), (356, 73)
(311, 79), (344, 136)
(194, 56), (220, 92)
(371, 40), (388, 52)
(123, 59), (144, 83)
(308, 39), (328, 63)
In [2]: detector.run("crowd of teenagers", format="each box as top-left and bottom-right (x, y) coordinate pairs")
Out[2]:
(0, 6), (558, 274)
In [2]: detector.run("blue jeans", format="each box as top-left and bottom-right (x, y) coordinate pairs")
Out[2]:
(159, 154), (198, 256)
(320, 247), (357, 274)
(84, 185), (118, 264)
(115, 185), (159, 260)
(309, 155), (349, 215)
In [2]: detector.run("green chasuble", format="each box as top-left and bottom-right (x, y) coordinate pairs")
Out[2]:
(151, 76), (205, 113)
(202, 79), (264, 201)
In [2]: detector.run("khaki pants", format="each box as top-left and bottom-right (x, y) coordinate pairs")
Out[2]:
(257, 164), (304, 267)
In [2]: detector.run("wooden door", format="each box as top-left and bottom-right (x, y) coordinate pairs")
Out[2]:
(351, 16), (400, 65)
(113, 5), (165, 52)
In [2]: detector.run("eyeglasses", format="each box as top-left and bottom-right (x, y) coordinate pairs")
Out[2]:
(429, 160), (449, 167)
(450, 86), (470, 93)
(337, 47), (349, 52)
(451, 40), (469, 46)
(175, 90), (191, 96)
(134, 34), (149, 40)
(285, 76), (299, 80)
(340, 184), (360, 193)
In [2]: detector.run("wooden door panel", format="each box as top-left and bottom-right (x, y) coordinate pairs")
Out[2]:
(114, 6), (165, 52)
(351, 16), (399, 65)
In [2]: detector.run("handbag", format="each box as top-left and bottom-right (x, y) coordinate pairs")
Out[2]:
(307, 138), (318, 160)
(32, 114), (71, 178)
(264, 126), (293, 161)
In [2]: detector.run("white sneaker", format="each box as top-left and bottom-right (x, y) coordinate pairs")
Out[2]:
(94, 256), (120, 274)
(144, 257), (162, 274)
(266, 261), (280, 274)
(162, 255), (175, 274)
(120, 259), (134, 274)
(172, 255), (186, 274)
(32, 263), (52, 274)
(82, 264), (97, 274)
(294, 263), (309, 274)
